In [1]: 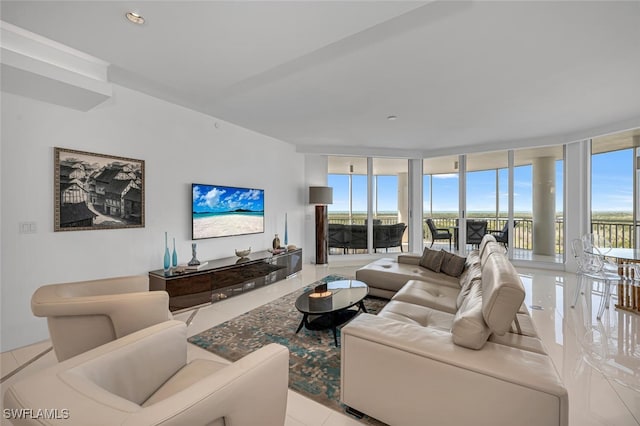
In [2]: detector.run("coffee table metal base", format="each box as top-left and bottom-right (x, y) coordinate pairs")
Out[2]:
(295, 301), (367, 346)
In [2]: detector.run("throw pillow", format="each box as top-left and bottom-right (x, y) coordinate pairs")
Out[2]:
(440, 250), (467, 278)
(419, 248), (444, 272)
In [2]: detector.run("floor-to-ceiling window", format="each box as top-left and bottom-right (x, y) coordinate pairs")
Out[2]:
(590, 129), (639, 249)
(327, 156), (408, 254)
(327, 156), (367, 226)
(465, 151), (508, 252)
(513, 161), (533, 252)
(422, 147), (564, 263)
(423, 155), (459, 249)
(328, 146), (564, 263)
(513, 146), (565, 263)
(372, 158), (409, 252)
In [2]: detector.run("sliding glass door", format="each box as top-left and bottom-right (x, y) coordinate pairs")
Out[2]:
(465, 151), (508, 253)
(329, 145), (566, 265)
(422, 146), (565, 264)
(327, 156), (367, 226)
(591, 129), (639, 249)
(327, 156), (409, 254)
(423, 155), (459, 251)
(513, 146), (565, 263)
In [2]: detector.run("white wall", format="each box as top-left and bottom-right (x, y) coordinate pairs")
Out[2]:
(0, 86), (305, 352)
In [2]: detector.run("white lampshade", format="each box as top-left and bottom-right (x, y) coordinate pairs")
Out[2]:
(309, 186), (333, 205)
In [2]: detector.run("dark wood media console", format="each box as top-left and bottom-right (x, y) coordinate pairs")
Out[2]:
(149, 248), (302, 312)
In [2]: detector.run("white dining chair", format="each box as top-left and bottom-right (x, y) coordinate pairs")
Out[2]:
(570, 238), (627, 319)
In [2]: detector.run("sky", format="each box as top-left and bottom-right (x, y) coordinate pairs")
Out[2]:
(329, 149), (635, 214)
(192, 184), (264, 213)
(591, 149), (634, 212)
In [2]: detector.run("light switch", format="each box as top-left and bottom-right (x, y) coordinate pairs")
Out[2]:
(19, 222), (37, 234)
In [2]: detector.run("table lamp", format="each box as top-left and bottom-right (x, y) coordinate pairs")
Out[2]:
(309, 186), (333, 264)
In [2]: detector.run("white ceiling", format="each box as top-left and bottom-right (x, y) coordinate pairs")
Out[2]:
(2, 1), (640, 157)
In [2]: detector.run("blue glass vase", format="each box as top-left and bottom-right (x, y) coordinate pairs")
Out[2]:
(163, 232), (171, 271)
(284, 213), (288, 246)
(172, 238), (178, 268)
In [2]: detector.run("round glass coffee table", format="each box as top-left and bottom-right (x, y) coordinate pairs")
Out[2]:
(294, 279), (368, 346)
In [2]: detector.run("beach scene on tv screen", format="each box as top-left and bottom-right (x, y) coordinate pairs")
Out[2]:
(192, 184), (264, 239)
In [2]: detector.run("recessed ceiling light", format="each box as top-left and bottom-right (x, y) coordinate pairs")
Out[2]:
(126, 12), (145, 25)
(387, 115), (398, 121)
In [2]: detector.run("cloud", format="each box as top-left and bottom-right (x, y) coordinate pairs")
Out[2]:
(197, 187), (226, 209)
(433, 173), (458, 179)
(192, 186), (202, 200)
(238, 189), (261, 201)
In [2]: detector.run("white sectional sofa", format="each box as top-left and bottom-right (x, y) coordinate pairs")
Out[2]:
(355, 255), (460, 299)
(341, 235), (568, 426)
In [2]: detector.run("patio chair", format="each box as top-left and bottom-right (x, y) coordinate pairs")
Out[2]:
(425, 218), (451, 250)
(466, 220), (487, 247)
(349, 225), (368, 252)
(489, 221), (518, 249)
(328, 223), (349, 254)
(374, 223), (407, 253)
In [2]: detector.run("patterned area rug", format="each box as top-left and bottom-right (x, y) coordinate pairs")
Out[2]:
(188, 275), (388, 423)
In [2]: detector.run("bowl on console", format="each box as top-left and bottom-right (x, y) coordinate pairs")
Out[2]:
(235, 248), (251, 258)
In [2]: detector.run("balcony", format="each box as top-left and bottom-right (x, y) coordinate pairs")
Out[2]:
(426, 217), (637, 261)
(328, 213), (637, 259)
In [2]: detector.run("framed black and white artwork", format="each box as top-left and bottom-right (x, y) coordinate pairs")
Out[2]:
(54, 147), (145, 231)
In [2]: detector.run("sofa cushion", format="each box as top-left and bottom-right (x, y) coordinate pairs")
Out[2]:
(440, 251), (466, 278)
(392, 280), (459, 314)
(356, 258), (460, 296)
(456, 263), (482, 309)
(67, 320), (187, 406)
(479, 234), (497, 258)
(466, 251), (480, 267)
(481, 253), (526, 336)
(488, 332), (547, 355)
(397, 255), (421, 266)
(143, 358), (227, 406)
(451, 281), (491, 350)
(480, 242), (505, 268)
(378, 300), (454, 331)
(419, 248), (444, 272)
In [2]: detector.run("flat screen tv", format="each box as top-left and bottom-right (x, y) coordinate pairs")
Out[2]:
(192, 184), (265, 240)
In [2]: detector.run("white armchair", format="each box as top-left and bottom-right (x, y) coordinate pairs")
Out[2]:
(4, 320), (290, 426)
(31, 275), (171, 361)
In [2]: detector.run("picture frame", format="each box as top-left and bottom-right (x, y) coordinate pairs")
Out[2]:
(54, 147), (145, 231)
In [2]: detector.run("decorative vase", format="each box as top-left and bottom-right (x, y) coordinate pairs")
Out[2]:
(163, 232), (171, 271)
(172, 238), (178, 268)
(188, 243), (200, 266)
(284, 213), (288, 246)
(272, 233), (281, 249)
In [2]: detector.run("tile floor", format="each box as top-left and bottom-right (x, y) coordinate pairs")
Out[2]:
(1, 260), (639, 425)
